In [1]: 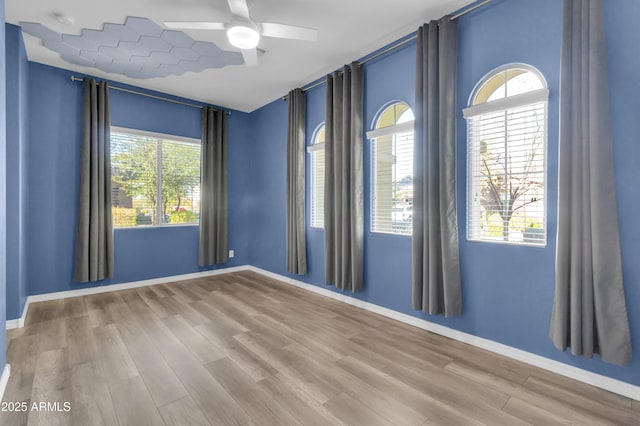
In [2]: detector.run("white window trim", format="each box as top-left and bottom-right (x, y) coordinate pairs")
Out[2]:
(465, 70), (548, 247)
(463, 88), (549, 119)
(110, 127), (201, 228)
(111, 126), (200, 145)
(369, 112), (414, 236)
(308, 125), (325, 229)
(366, 120), (414, 140)
(306, 142), (325, 153)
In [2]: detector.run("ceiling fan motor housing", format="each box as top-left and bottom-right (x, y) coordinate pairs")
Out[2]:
(226, 17), (260, 49)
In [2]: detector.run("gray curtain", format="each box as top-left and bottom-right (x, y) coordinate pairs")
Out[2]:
(199, 107), (229, 266)
(324, 63), (364, 292)
(286, 88), (307, 275)
(73, 78), (114, 282)
(550, 0), (631, 366)
(412, 18), (462, 316)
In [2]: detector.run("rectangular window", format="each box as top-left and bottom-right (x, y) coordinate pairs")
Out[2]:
(467, 102), (546, 245)
(308, 125), (326, 228)
(310, 147), (325, 228)
(111, 128), (201, 228)
(371, 128), (414, 235)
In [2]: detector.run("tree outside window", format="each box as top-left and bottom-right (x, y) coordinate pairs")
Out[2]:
(465, 66), (548, 245)
(111, 131), (201, 227)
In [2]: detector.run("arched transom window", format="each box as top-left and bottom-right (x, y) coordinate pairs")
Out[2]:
(307, 124), (325, 228)
(464, 65), (548, 245)
(368, 102), (414, 235)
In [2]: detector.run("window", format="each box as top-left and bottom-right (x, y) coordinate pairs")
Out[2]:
(308, 124), (325, 228)
(368, 102), (414, 235)
(110, 127), (201, 228)
(464, 65), (548, 245)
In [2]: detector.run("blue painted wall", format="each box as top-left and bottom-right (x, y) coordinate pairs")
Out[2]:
(25, 62), (255, 296)
(5, 0), (638, 389)
(249, 0), (640, 386)
(5, 24), (29, 321)
(0, 0), (8, 374)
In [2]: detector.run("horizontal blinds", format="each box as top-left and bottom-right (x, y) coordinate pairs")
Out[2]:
(160, 139), (201, 225)
(311, 148), (325, 228)
(111, 132), (158, 227)
(371, 130), (414, 235)
(468, 102), (546, 245)
(110, 131), (201, 228)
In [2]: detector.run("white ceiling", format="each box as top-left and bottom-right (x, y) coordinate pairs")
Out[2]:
(6, 0), (474, 112)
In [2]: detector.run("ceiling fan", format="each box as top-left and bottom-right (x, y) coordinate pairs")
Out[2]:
(164, 0), (318, 66)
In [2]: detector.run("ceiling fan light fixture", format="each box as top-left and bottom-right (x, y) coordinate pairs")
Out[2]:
(227, 25), (260, 49)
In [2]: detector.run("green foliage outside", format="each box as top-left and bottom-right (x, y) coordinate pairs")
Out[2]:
(112, 207), (136, 227)
(112, 136), (200, 225)
(169, 210), (198, 224)
(482, 214), (544, 239)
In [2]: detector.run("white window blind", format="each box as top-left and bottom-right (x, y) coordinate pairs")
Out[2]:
(310, 147), (325, 228)
(110, 129), (201, 228)
(467, 101), (546, 245)
(308, 125), (325, 228)
(371, 128), (414, 235)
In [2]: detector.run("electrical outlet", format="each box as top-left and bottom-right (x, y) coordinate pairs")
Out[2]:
(229, 249), (235, 258)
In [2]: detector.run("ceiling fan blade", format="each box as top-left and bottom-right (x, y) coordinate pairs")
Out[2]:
(164, 22), (226, 30)
(227, 0), (251, 19)
(260, 23), (318, 41)
(241, 48), (258, 66)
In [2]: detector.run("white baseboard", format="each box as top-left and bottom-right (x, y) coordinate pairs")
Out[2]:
(6, 302), (29, 330)
(247, 266), (640, 402)
(6, 266), (251, 330)
(0, 364), (10, 402)
(5, 263), (639, 401)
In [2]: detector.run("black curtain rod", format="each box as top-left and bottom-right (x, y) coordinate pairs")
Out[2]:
(70, 76), (230, 115)
(282, 0), (492, 101)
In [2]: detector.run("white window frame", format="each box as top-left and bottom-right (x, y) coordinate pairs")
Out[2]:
(111, 126), (201, 228)
(367, 103), (415, 236)
(307, 124), (325, 229)
(464, 65), (549, 246)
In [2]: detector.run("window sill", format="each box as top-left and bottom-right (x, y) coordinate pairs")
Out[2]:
(466, 238), (547, 248)
(369, 230), (412, 238)
(114, 224), (199, 230)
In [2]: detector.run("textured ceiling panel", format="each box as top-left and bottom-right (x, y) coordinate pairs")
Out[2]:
(21, 21), (61, 42)
(20, 16), (243, 79)
(161, 30), (194, 48)
(191, 41), (223, 57)
(117, 41), (152, 57)
(81, 29), (120, 47)
(62, 54), (94, 67)
(171, 47), (199, 62)
(79, 49), (112, 64)
(98, 46), (132, 62)
(125, 17), (163, 37)
(102, 23), (140, 42)
(43, 39), (78, 56)
(138, 35), (172, 53)
(62, 34), (99, 51)
(179, 60), (206, 73)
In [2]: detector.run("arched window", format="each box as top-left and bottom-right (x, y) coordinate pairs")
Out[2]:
(464, 65), (548, 245)
(307, 124), (325, 228)
(367, 102), (414, 235)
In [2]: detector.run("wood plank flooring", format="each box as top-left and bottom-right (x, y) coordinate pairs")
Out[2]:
(1, 271), (638, 425)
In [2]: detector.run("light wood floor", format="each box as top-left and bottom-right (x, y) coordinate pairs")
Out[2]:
(1, 271), (638, 425)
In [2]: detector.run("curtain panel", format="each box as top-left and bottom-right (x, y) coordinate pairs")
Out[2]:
(286, 88), (308, 275)
(73, 78), (114, 282)
(199, 107), (229, 266)
(550, 0), (631, 366)
(324, 63), (364, 292)
(412, 18), (462, 316)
